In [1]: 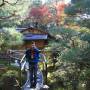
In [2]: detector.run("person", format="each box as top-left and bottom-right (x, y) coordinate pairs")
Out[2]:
(25, 41), (40, 88)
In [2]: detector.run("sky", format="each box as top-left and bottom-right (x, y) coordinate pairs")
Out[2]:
(42, 0), (71, 4)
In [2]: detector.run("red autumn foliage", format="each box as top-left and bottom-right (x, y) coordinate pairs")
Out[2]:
(27, 1), (67, 24)
(29, 5), (51, 20)
(54, 1), (66, 17)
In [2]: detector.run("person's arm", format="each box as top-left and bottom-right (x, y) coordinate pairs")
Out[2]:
(20, 54), (25, 63)
(43, 54), (47, 63)
(39, 53), (47, 63)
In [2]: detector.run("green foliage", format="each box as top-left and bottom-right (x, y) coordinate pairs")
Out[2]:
(85, 69), (90, 78)
(76, 0), (90, 13)
(64, 5), (77, 16)
(0, 69), (20, 89)
(65, 0), (90, 29)
(0, 59), (9, 65)
(49, 26), (77, 38)
(47, 0), (90, 89)
(61, 47), (80, 62)
(61, 44), (90, 64)
(0, 0), (31, 50)
(1, 70), (18, 78)
(80, 69), (90, 82)
(64, 17), (77, 25)
(0, 27), (23, 50)
(48, 26), (79, 48)
(81, 33), (90, 43)
(79, 46), (90, 63)
(48, 27), (90, 89)
(0, 0), (31, 27)
(0, 65), (26, 89)
(78, 19), (90, 29)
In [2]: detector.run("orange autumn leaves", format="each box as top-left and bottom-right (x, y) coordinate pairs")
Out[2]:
(28, 1), (67, 24)
(30, 5), (51, 23)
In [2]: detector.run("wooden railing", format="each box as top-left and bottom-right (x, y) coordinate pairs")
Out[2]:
(0, 52), (10, 59)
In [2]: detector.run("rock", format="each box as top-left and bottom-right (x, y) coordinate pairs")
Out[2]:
(40, 85), (49, 90)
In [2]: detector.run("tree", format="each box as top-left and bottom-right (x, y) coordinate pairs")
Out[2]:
(48, 24), (90, 90)
(0, 0), (31, 27)
(27, 0), (67, 27)
(64, 1), (90, 89)
(0, 0), (31, 50)
(64, 0), (90, 28)
(0, 28), (23, 51)
(29, 5), (51, 24)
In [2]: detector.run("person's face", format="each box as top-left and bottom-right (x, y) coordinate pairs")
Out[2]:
(31, 43), (36, 48)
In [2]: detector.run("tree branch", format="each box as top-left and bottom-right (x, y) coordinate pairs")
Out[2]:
(4, 0), (20, 6)
(0, 0), (20, 7)
(0, 0), (5, 7)
(0, 12), (19, 20)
